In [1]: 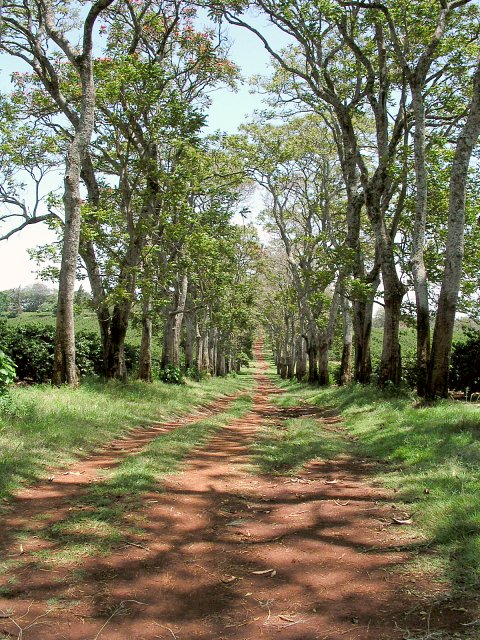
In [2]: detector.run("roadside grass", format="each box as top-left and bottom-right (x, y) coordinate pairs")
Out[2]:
(0, 369), (253, 503)
(261, 370), (480, 594)
(253, 413), (346, 474)
(30, 392), (253, 566)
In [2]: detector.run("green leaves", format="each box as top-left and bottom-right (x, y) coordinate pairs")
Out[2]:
(0, 350), (16, 394)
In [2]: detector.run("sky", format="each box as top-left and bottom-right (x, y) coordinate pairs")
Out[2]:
(0, 9), (287, 290)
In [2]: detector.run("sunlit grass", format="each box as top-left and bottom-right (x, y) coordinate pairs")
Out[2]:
(253, 415), (346, 473)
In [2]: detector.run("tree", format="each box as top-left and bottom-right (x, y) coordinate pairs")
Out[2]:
(237, 116), (347, 383)
(1, 0), (239, 381)
(342, 0), (479, 395)
(428, 57), (480, 398)
(1, 0), (116, 385)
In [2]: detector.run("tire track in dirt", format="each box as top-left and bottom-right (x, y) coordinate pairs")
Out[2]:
(0, 390), (244, 577)
(0, 345), (456, 639)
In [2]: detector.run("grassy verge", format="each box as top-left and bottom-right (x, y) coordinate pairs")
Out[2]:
(23, 392), (254, 568)
(259, 365), (480, 594)
(0, 369), (253, 503)
(252, 411), (346, 474)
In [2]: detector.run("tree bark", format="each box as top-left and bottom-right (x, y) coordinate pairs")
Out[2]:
(411, 86), (431, 396)
(138, 296), (153, 382)
(318, 280), (341, 386)
(51, 0), (114, 385)
(105, 302), (130, 381)
(184, 309), (196, 370)
(162, 274), (188, 368)
(340, 291), (353, 385)
(295, 314), (307, 382)
(428, 58), (480, 399)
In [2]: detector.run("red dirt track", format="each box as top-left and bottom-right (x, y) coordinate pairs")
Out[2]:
(0, 343), (460, 639)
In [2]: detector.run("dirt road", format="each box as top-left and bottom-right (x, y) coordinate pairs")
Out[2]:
(0, 346), (454, 639)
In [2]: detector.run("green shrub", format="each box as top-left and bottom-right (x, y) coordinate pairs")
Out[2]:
(450, 328), (480, 393)
(124, 343), (141, 375)
(159, 364), (184, 385)
(184, 367), (206, 381)
(0, 349), (16, 394)
(0, 324), (55, 382)
(75, 330), (104, 376)
(237, 352), (250, 367)
(401, 349), (418, 389)
(0, 323), (144, 381)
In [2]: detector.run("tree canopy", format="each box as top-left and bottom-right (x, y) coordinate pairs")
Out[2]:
(1, 0), (479, 397)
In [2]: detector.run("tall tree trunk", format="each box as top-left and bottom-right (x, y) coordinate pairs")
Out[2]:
(52, 167), (82, 386)
(162, 274), (188, 368)
(380, 285), (403, 386)
(216, 340), (226, 377)
(196, 322), (203, 371)
(305, 328), (319, 384)
(411, 86), (431, 396)
(105, 249), (140, 381)
(340, 291), (353, 385)
(106, 301), (130, 381)
(138, 296), (152, 382)
(202, 332), (210, 372)
(367, 193), (406, 386)
(295, 312), (307, 381)
(199, 324), (210, 373)
(287, 315), (296, 379)
(279, 347), (288, 379)
(428, 59), (480, 399)
(318, 339), (329, 386)
(52, 124), (90, 385)
(79, 237), (111, 376)
(209, 329), (216, 376)
(51, 0), (114, 385)
(275, 337), (281, 374)
(284, 313), (294, 379)
(317, 280), (341, 386)
(184, 309), (196, 370)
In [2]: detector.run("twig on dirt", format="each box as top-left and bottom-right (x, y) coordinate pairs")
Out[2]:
(462, 619), (480, 626)
(0, 605), (53, 640)
(278, 618), (305, 629)
(224, 619), (251, 628)
(119, 541), (151, 552)
(264, 605), (271, 625)
(92, 600), (146, 640)
(152, 622), (178, 639)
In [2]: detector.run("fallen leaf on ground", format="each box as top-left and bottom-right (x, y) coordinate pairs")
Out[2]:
(324, 480), (339, 484)
(279, 615), (296, 622)
(392, 517), (413, 525)
(221, 575), (238, 584)
(251, 568), (276, 575)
